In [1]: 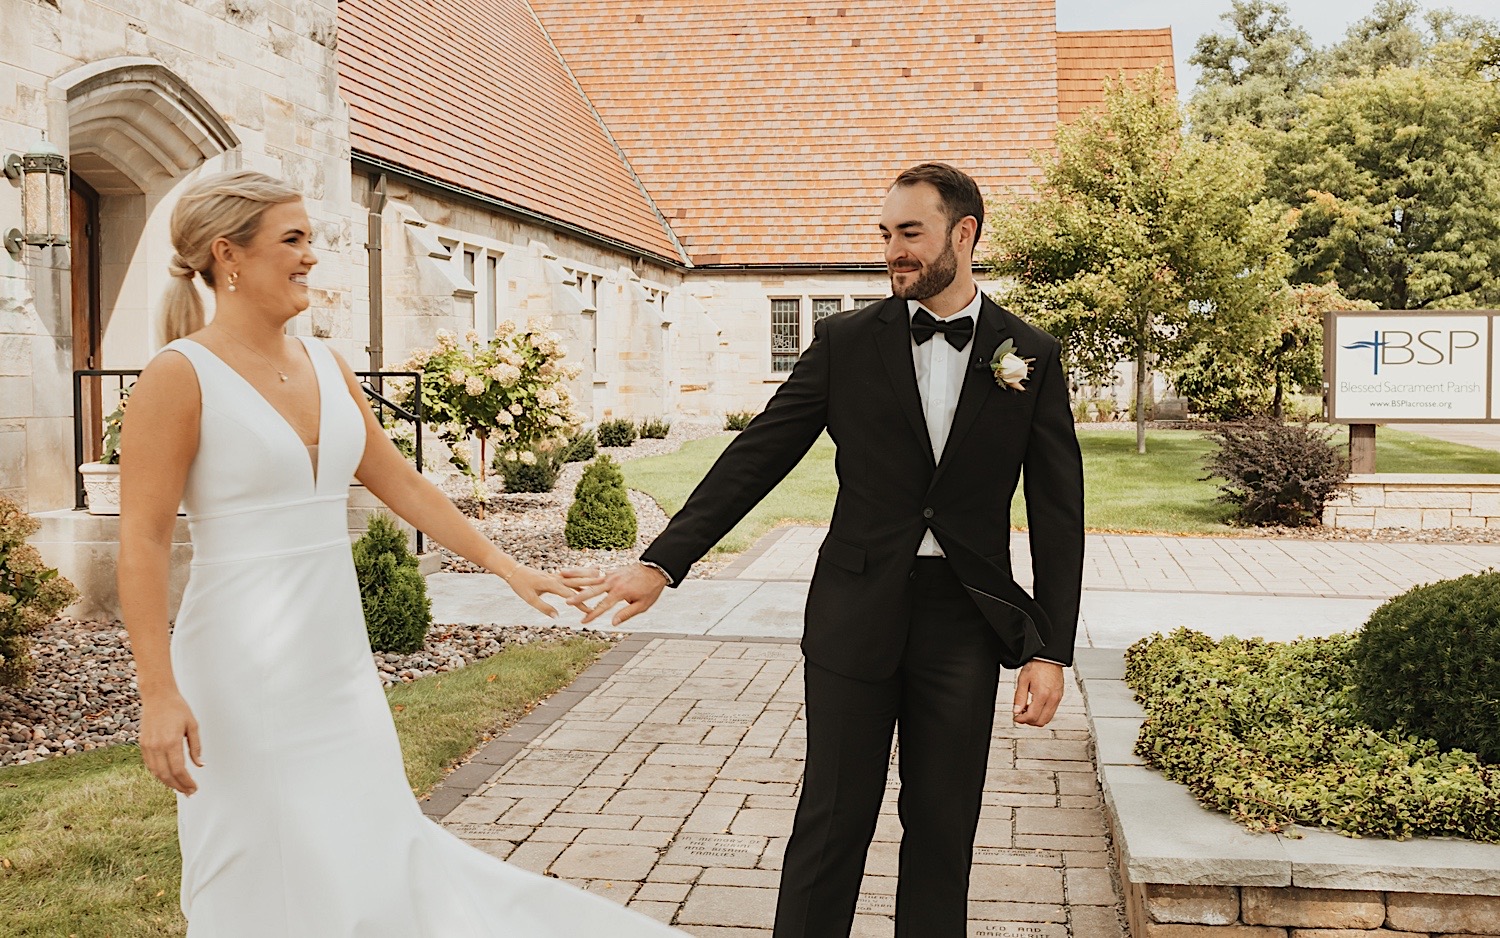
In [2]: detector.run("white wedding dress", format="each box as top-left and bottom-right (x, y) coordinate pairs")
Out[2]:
(162, 336), (680, 936)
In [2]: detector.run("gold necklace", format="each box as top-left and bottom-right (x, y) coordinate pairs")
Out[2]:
(215, 326), (289, 382)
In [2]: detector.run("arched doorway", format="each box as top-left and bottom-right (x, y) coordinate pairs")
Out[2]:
(50, 58), (239, 459)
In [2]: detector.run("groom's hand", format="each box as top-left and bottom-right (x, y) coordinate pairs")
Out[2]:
(1013, 659), (1065, 727)
(561, 563), (668, 626)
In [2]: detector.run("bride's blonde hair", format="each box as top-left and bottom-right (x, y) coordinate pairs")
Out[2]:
(160, 170), (303, 344)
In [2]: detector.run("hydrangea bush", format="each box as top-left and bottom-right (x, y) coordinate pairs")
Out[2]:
(398, 319), (583, 499)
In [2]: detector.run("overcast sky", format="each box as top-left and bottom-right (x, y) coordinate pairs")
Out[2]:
(1056, 0), (1499, 98)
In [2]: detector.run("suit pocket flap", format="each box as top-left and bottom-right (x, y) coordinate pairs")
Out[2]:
(818, 536), (866, 574)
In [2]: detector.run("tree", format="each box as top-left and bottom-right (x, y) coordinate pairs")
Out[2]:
(991, 70), (1291, 453)
(1189, 0), (1321, 137)
(1324, 0), (1495, 79)
(1169, 283), (1374, 421)
(1270, 68), (1500, 310)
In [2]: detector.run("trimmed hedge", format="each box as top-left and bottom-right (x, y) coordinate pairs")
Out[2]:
(354, 513), (432, 654)
(564, 455), (637, 550)
(1125, 627), (1500, 841)
(1351, 572), (1500, 764)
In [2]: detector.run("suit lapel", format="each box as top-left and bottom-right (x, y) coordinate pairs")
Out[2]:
(932, 295), (1012, 486)
(873, 298), (936, 470)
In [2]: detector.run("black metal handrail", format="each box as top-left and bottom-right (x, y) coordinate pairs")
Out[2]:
(72, 368), (428, 555)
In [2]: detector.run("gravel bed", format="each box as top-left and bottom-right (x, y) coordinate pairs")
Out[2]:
(0, 619), (618, 768)
(434, 417), (732, 579)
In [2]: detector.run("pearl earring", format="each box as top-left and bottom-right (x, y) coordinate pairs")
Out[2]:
(227, 271), (239, 293)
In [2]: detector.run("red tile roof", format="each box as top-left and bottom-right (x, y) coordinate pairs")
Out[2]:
(527, 0), (1060, 267)
(1056, 29), (1175, 124)
(336, 0), (684, 262)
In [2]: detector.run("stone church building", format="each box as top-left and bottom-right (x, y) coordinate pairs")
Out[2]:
(1, 0), (1174, 513)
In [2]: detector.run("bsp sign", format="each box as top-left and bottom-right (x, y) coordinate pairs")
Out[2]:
(1326, 311), (1498, 423)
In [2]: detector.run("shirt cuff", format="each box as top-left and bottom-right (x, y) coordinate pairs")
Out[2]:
(1030, 657), (1067, 667)
(638, 560), (674, 587)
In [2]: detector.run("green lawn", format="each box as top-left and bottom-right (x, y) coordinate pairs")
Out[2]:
(0, 637), (607, 938)
(624, 427), (1500, 548)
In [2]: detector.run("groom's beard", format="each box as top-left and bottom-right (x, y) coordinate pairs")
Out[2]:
(889, 237), (959, 301)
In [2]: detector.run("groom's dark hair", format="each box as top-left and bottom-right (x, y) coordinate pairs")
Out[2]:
(891, 162), (985, 242)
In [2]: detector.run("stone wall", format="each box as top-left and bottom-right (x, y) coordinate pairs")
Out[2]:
(1323, 474), (1500, 530)
(1125, 881), (1500, 936)
(2, 0), (359, 511)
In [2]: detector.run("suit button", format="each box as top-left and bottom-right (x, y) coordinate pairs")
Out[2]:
(922, 507), (934, 519)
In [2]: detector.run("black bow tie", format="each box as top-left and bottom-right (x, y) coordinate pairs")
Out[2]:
(910, 308), (974, 350)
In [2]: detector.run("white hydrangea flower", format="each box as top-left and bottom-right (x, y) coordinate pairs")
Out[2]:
(518, 451), (537, 465)
(464, 376), (485, 397)
(509, 403), (524, 416)
(447, 368), (466, 386)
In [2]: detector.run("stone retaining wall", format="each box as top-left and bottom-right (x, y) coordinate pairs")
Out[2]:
(1124, 874), (1500, 936)
(1323, 474), (1500, 530)
(1076, 648), (1500, 938)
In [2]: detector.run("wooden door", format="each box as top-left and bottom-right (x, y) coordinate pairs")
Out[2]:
(70, 179), (102, 463)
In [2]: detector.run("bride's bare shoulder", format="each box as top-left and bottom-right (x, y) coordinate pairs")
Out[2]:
(130, 345), (202, 417)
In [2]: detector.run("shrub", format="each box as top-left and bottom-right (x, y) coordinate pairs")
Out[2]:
(596, 418), (637, 448)
(493, 444), (563, 493)
(564, 455), (638, 550)
(1071, 398), (1092, 423)
(1172, 345), (1272, 421)
(1203, 419), (1349, 527)
(1125, 627), (1500, 841)
(353, 513), (432, 654)
(560, 429), (597, 463)
(1093, 398), (1117, 422)
(1351, 572), (1500, 764)
(398, 321), (583, 485)
(724, 410), (756, 431)
(0, 497), (79, 687)
(638, 417), (671, 440)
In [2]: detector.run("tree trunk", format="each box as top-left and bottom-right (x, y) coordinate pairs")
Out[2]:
(1272, 372), (1285, 421)
(476, 432), (488, 520)
(1135, 343), (1148, 455)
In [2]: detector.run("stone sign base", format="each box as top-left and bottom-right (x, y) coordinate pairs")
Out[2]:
(1323, 474), (1500, 530)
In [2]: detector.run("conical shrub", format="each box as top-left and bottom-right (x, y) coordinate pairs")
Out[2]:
(353, 513), (432, 654)
(564, 455), (638, 550)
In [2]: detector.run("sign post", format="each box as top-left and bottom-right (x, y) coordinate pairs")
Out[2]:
(1325, 311), (1498, 473)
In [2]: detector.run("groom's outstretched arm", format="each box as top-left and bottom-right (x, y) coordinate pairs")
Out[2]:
(569, 318), (833, 624)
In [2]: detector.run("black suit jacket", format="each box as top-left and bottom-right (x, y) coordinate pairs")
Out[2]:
(641, 295), (1085, 681)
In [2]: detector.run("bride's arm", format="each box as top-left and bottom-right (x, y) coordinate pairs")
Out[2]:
(328, 350), (573, 617)
(117, 351), (205, 795)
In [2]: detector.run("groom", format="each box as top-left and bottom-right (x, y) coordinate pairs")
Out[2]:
(567, 162), (1084, 937)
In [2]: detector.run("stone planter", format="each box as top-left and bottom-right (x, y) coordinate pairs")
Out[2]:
(78, 462), (121, 515)
(1075, 648), (1500, 936)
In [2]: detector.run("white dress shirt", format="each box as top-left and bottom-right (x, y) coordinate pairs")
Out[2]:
(910, 288), (983, 557)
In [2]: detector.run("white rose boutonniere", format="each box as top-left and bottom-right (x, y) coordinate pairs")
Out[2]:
(990, 338), (1034, 391)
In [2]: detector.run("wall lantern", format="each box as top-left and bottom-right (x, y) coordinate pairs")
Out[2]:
(3, 136), (70, 259)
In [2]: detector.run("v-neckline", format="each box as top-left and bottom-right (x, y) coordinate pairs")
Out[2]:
(184, 336), (324, 488)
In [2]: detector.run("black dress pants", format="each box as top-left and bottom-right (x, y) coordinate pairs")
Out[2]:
(772, 557), (1006, 938)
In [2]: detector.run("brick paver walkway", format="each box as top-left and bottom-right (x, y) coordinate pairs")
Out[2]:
(724, 528), (1500, 600)
(438, 636), (1118, 937)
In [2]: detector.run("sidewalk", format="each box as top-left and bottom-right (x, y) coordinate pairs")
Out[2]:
(436, 635), (1113, 938)
(428, 527), (1500, 935)
(430, 528), (1500, 646)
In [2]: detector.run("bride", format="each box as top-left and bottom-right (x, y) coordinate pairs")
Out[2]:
(117, 170), (681, 936)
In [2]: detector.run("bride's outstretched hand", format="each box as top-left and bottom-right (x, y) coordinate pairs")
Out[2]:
(501, 564), (576, 618)
(140, 692), (203, 796)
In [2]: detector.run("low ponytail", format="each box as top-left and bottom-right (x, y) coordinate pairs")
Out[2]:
(160, 170), (302, 344)
(160, 254), (206, 344)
